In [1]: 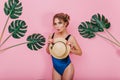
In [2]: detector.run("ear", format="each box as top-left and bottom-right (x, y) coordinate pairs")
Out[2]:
(64, 22), (67, 27)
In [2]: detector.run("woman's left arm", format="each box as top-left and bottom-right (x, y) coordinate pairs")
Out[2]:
(68, 36), (82, 56)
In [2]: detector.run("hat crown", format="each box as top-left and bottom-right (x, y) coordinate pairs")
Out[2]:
(49, 38), (71, 59)
(52, 41), (67, 57)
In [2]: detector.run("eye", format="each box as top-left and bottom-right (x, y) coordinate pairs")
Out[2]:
(58, 22), (62, 24)
(53, 23), (56, 25)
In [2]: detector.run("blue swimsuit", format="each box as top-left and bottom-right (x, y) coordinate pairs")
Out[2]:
(51, 33), (71, 75)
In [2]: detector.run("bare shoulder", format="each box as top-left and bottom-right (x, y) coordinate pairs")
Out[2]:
(69, 34), (77, 42)
(69, 34), (80, 47)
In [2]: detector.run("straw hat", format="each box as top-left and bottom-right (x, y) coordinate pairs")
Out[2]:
(49, 38), (71, 59)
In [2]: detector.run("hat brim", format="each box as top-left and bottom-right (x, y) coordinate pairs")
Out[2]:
(49, 38), (70, 59)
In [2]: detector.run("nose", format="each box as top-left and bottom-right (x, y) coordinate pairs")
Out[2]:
(55, 25), (60, 28)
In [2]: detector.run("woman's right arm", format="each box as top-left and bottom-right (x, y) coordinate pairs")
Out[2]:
(46, 35), (53, 54)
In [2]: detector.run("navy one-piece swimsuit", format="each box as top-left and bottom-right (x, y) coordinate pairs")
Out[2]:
(51, 33), (71, 75)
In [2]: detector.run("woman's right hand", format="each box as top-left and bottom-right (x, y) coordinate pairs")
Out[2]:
(48, 39), (54, 45)
(46, 38), (54, 54)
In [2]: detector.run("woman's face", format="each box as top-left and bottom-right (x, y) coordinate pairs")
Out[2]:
(53, 18), (67, 33)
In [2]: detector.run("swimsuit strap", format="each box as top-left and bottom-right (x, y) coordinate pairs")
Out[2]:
(51, 32), (55, 39)
(51, 32), (71, 41)
(65, 34), (71, 41)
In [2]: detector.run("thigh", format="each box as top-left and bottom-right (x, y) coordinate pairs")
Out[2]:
(62, 63), (74, 80)
(52, 68), (62, 80)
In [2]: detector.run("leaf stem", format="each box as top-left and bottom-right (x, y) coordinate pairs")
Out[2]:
(0, 16), (10, 43)
(104, 29), (120, 45)
(0, 42), (28, 52)
(0, 34), (12, 48)
(96, 33), (120, 47)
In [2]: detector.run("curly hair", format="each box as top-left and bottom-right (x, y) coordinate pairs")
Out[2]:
(53, 13), (70, 27)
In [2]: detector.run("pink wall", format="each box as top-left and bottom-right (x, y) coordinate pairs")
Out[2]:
(0, 0), (120, 80)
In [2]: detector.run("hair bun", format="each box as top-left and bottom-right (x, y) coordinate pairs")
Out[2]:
(65, 14), (70, 21)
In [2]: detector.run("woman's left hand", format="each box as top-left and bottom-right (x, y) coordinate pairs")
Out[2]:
(66, 41), (74, 53)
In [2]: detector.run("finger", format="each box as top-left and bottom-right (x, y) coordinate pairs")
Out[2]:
(66, 41), (71, 45)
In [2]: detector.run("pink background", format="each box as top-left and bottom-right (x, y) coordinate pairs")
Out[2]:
(0, 0), (120, 80)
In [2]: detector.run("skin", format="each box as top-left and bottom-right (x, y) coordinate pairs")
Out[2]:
(46, 18), (82, 80)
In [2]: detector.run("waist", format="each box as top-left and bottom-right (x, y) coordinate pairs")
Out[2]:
(52, 56), (71, 63)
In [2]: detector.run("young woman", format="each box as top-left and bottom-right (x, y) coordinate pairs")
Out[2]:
(46, 13), (82, 80)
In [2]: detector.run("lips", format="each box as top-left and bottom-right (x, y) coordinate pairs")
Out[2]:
(57, 29), (60, 31)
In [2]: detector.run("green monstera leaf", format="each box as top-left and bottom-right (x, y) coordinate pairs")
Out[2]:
(27, 34), (46, 51)
(77, 13), (120, 47)
(78, 21), (95, 38)
(91, 13), (111, 32)
(8, 20), (27, 39)
(4, 0), (22, 19)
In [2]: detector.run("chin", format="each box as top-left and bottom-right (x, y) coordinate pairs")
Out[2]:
(57, 30), (61, 33)
(56, 29), (63, 33)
